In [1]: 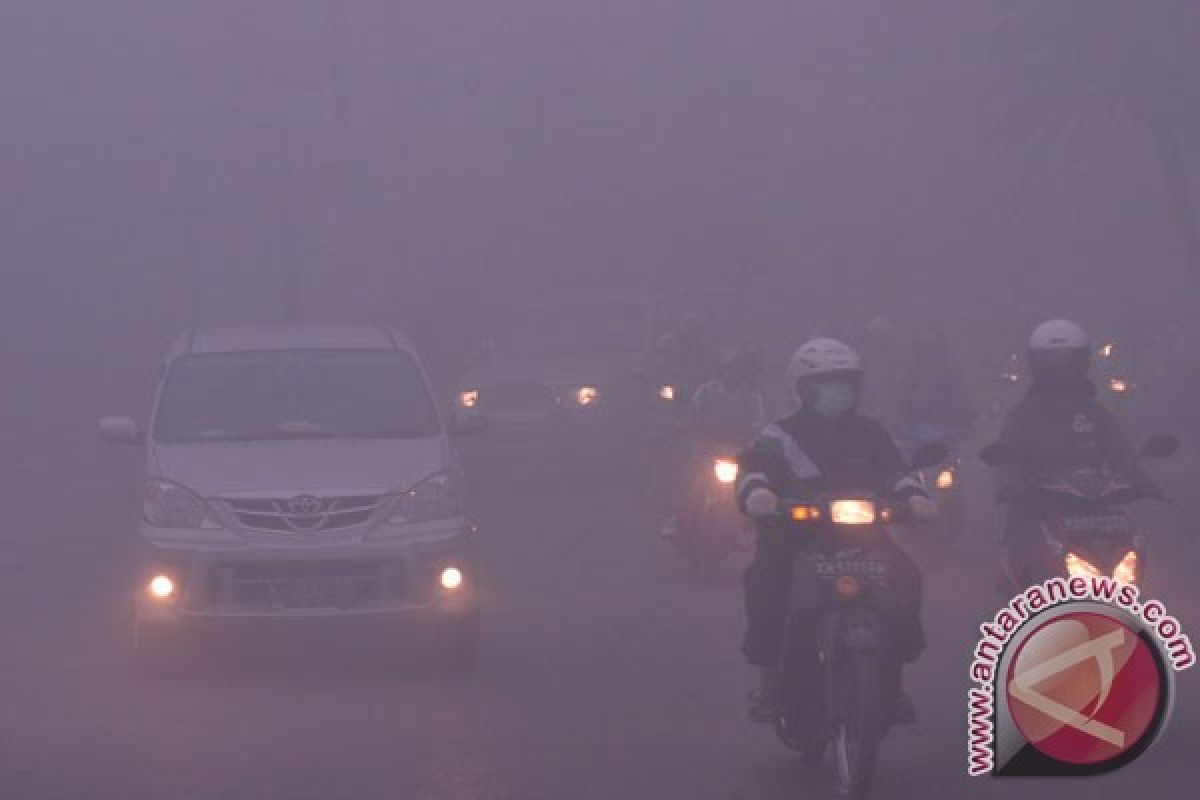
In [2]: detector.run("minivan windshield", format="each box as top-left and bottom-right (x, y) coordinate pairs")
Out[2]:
(497, 302), (650, 356)
(153, 350), (441, 443)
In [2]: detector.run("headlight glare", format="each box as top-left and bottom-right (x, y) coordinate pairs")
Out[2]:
(935, 468), (955, 490)
(458, 389), (479, 409)
(830, 499), (877, 526)
(1113, 550), (1139, 584)
(1065, 552), (1102, 579)
(575, 386), (599, 406)
(713, 459), (738, 484)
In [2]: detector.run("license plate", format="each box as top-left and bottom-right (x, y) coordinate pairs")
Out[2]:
(269, 578), (348, 609)
(813, 559), (888, 578)
(1059, 514), (1131, 534)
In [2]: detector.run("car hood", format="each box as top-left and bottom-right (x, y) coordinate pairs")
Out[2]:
(149, 437), (449, 497)
(459, 351), (644, 388)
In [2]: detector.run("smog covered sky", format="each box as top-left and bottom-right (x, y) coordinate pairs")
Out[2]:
(3, 1), (1198, 504)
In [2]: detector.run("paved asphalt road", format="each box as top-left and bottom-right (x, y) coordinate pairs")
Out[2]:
(2, 455), (1198, 800)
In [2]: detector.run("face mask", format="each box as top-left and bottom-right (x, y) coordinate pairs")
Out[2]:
(809, 380), (858, 418)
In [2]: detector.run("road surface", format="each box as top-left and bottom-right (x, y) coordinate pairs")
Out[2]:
(2, 456), (1197, 799)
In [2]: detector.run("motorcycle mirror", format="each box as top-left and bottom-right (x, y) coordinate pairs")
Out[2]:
(979, 442), (1018, 467)
(910, 443), (948, 470)
(1141, 434), (1179, 460)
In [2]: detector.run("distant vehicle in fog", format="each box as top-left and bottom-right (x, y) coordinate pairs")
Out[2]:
(452, 297), (661, 470)
(452, 291), (751, 479)
(99, 324), (484, 674)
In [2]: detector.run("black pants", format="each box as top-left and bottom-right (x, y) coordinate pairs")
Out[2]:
(741, 523), (925, 668)
(1001, 505), (1059, 588)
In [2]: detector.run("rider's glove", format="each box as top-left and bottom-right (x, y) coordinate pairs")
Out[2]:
(908, 494), (939, 522)
(745, 487), (780, 518)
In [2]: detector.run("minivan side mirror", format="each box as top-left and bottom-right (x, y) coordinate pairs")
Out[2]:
(1141, 434), (1180, 460)
(910, 443), (948, 471)
(979, 442), (1019, 467)
(99, 416), (143, 445)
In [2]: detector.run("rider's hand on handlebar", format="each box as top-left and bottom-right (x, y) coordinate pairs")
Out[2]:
(745, 487), (780, 518)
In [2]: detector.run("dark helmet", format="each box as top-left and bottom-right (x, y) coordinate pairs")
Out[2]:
(718, 346), (765, 387)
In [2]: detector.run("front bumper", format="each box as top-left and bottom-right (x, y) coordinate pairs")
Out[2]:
(135, 523), (478, 625)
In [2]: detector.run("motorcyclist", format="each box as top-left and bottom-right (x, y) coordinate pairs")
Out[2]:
(894, 325), (976, 445)
(646, 310), (722, 522)
(649, 310), (722, 403)
(993, 319), (1160, 586)
(852, 314), (903, 423)
(690, 346), (769, 442)
(660, 347), (768, 539)
(735, 338), (937, 724)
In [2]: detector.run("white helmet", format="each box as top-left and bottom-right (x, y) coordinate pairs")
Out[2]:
(788, 338), (863, 384)
(1029, 319), (1089, 350)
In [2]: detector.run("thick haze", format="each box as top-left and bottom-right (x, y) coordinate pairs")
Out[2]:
(3, 1), (1197, 523)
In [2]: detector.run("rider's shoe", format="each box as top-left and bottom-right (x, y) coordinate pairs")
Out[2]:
(747, 667), (781, 723)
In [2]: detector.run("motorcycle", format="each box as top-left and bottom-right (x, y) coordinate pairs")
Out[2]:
(674, 443), (752, 576)
(980, 434), (1177, 594)
(900, 422), (966, 549)
(771, 444), (947, 800)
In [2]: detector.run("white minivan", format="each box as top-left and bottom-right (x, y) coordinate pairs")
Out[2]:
(100, 324), (483, 672)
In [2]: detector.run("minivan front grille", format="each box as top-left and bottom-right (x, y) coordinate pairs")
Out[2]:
(227, 494), (384, 533)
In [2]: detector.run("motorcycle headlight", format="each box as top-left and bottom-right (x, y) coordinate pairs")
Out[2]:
(1113, 550), (1139, 584)
(713, 459), (738, 484)
(574, 386), (599, 406)
(390, 471), (463, 523)
(1065, 552), (1102, 579)
(659, 385), (676, 401)
(1108, 378), (1130, 394)
(830, 499), (877, 526)
(143, 479), (222, 529)
(458, 389), (479, 409)
(935, 468), (955, 490)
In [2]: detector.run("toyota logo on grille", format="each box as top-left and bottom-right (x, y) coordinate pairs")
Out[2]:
(287, 494), (324, 516)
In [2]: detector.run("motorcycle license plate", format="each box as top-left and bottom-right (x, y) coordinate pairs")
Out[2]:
(1058, 514), (1131, 534)
(813, 559), (888, 578)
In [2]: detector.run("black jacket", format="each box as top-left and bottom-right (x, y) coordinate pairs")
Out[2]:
(735, 408), (926, 511)
(995, 380), (1159, 505)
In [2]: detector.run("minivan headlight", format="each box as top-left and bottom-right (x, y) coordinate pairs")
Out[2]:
(143, 478), (222, 529)
(390, 471), (463, 523)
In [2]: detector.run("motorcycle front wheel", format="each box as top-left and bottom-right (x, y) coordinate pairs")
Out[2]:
(830, 649), (883, 800)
